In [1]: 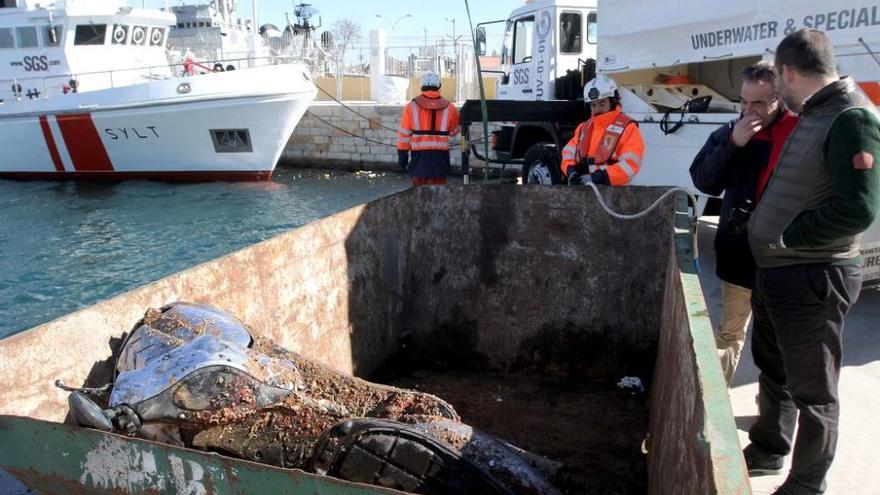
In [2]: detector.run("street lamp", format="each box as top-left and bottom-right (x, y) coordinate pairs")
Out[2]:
(392, 14), (412, 31)
(375, 14), (412, 31)
(444, 17), (456, 40)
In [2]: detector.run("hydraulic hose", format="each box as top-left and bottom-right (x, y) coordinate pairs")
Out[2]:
(583, 183), (701, 269)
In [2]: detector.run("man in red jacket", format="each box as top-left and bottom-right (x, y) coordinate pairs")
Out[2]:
(690, 62), (798, 386)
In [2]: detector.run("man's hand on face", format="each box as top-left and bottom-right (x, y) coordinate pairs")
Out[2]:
(730, 115), (764, 147)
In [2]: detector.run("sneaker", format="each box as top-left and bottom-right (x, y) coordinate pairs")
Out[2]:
(743, 443), (784, 476)
(309, 418), (515, 495)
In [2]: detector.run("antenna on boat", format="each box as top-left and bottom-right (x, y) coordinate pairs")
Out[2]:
(251, 0), (257, 32)
(48, 10), (57, 45)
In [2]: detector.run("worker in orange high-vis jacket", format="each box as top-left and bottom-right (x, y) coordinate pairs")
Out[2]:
(561, 75), (645, 186)
(397, 73), (461, 186)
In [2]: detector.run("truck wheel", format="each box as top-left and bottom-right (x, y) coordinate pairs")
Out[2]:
(522, 143), (562, 185)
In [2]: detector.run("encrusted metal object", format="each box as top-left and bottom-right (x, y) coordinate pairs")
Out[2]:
(68, 303), (563, 495)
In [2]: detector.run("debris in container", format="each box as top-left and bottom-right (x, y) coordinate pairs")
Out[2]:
(61, 303), (565, 495)
(616, 376), (645, 393)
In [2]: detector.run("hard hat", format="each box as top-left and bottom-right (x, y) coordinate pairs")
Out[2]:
(420, 72), (441, 89)
(583, 74), (618, 102)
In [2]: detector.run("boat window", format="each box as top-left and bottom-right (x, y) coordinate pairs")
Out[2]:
(177, 23), (184, 28)
(111, 24), (129, 45)
(0, 28), (13, 48)
(43, 25), (63, 47)
(587, 12), (597, 44)
(130, 25), (147, 45)
(559, 12), (582, 54)
(0, 0), (19, 7)
(74, 24), (107, 45)
(149, 27), (165, 47)
(16, 26), (38, 48)
(512, 16), (534, 65)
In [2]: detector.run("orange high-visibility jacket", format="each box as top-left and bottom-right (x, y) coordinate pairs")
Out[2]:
(397, 90), (461, 177)
(560, 107), (645, 186)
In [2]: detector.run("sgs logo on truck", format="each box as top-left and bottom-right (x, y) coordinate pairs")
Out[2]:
(9, 56), (61, 72)
(513, 68), (530, 85)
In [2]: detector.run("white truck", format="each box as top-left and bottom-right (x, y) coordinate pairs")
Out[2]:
(468, 0), (880, 284)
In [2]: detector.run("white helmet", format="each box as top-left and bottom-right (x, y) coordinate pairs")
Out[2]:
(421, 72), (441, 90)
(583, 75), (618, 102)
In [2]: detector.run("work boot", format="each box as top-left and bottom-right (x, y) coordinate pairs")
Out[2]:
(771, 476), (827, 494)
(743, 443), (784, 476)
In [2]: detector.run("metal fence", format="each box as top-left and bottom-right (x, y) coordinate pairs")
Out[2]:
(167, 29), (505, 101)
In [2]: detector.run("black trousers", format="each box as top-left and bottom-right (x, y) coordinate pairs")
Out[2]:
(749, 263), (862, 492)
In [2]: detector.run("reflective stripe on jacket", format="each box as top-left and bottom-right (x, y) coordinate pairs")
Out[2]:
(397, 91), (461, 178)
(560, 107), (645, 186)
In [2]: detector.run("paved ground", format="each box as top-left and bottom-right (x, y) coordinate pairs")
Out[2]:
(697, 217), (880, 495)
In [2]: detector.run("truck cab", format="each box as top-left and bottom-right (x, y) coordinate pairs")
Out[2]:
(493, 0), (597, 101)
(476, 1), (597, 182)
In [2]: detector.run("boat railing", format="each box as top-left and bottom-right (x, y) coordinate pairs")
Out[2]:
(0, 55), (302, 103)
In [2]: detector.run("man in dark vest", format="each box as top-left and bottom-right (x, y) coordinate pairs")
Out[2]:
(743, 30), (880, 495)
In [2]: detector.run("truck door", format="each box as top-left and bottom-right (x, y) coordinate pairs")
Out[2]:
(503, 13), (537, 100)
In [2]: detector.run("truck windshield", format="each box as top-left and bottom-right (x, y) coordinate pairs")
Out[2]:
(513, 16), (535, 64)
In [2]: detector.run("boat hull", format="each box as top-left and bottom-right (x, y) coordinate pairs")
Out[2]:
(0, 65), (316, 181)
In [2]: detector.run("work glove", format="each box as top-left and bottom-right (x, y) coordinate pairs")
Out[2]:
(574, 157), (593, 175)
(398, 150), (409, 172)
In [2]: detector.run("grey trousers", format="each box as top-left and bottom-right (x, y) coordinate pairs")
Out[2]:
(749, 263), (862, 493)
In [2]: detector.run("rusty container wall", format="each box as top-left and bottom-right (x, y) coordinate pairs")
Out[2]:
(648, 217), (751, 495)
(395, 186), (674, 380)
(0, 186), (749, 494)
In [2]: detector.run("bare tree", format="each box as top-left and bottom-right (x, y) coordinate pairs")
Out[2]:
(331, 19), (362, 99)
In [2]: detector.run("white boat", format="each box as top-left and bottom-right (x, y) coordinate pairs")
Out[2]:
(166, 0), (273, 69)
(0, 0), (316, 181)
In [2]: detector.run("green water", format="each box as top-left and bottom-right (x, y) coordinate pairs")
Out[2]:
(0, 168), (409, 339)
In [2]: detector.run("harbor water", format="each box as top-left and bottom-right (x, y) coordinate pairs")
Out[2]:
(0, 168), (409, 339)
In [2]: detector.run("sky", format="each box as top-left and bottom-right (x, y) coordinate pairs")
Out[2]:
(140, 0), (524, 39)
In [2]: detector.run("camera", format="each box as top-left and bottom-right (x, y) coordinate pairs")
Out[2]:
(728, 199), (754, 234)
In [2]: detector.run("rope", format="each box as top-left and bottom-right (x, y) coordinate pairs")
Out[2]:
(315, 85), (401, 133)
(583, 184), (701, 266)
(304, 110), (485, 150)
(305, 110), (398, 147)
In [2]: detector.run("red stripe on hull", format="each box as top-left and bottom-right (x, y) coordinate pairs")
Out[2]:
(38, 116), (65, 172)
(55, 113), (115, 171)
(0, 170), (273, 182)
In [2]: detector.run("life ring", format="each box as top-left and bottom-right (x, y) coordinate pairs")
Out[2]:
(150, 28), (163, 46)
(131, 26), (146, 45)
(112, 25), (127, 44)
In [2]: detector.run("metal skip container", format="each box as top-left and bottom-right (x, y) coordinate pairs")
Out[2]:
(0, 185), (750, 494)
